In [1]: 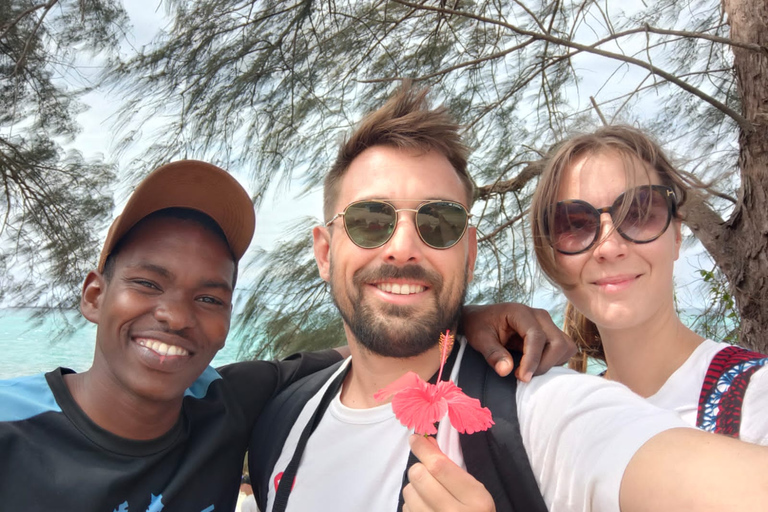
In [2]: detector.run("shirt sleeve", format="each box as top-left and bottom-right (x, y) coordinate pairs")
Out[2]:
(271, 349), (344, 394)
(217, 349), (343, 429)
(516, 367), (692, 512)
(740, 363), (768, 445)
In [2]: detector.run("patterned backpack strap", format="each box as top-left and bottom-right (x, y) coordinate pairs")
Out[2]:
(697, 345), (768, 437)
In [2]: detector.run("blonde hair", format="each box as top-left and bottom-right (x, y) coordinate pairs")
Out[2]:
(530, 125), (697, 371)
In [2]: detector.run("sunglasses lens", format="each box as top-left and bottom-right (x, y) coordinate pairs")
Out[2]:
(343, 201), (397, 248)
(616, 187), (671, 242)
(416, 202), (468, 248)
(550, 202), (599, 254)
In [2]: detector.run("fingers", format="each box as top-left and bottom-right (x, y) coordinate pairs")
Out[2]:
(461, 303), (576, 382)
(401, 469), (435, 512)
(481, 344), (515, 378)
(500, 307), (552, 381)
(460, 305), (515, 377)
(409, 435), (465, 497)
(404, 435), (495, 512)
(515, 326), (544, 382)
(520, 308), (575, 378)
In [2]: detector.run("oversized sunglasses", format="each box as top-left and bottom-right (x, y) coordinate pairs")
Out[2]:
(544, 185), (677, 255)
(326, 200), (471, 249)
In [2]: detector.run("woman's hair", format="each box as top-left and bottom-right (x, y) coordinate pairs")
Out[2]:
(530, 125), (698, 371)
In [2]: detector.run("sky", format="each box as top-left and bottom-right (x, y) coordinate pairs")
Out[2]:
(72, 0), (324, 258)
(67, 0), (717, 314)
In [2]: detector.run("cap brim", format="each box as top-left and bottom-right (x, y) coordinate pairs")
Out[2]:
(98, 160), (255, 272)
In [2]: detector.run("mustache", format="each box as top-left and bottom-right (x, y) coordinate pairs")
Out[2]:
(354, 264), (442, 288)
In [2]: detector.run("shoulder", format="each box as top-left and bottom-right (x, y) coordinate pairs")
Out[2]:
(515, 367), (690, 469)
(516, 368), (690, 512)
(216, 349), (345, 396)
(515, 366), (611, 401)
(515, 366), (632, 416)
(184, 365), (225, 399)
(696, 339), (733, 362)
(739, 356), (768, 445)
(700, 341), (768, 402)
(0, 370), (61, 422)
(216, 360), (275, 391)
(706, 340), (767, 365)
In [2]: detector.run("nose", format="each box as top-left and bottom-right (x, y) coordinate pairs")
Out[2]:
(154, 293), (196, 332)
(592, 213), (628, 261)
(380, 213), (425, 264)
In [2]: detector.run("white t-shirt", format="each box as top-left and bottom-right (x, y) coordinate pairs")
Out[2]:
(236, 491), (259, 512)
(263, 340), (688, 512)
(647, 339), (768, 445)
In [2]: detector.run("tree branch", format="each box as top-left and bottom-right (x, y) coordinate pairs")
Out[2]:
(13, 0), (59, 75)
(681, 189), (730, 272)
(391, 0), (753, 133)
(639, 24), (767, 55)
(588, 96), (607, 125)
(359, 35), (538, 83)
(476, 160), (544, 201)
(0, 1), (50, 40)
(478, 210), (526, 243)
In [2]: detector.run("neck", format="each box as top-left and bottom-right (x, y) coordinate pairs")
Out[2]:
(600, 306), (704, 397)
(340, 331), (442, 409)
(64, 367), (183, 441)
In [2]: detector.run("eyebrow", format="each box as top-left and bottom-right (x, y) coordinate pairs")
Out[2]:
(352, 197), (458, 203)
(199, 279), (234, 294)
(127, 262), (233, 293)
(130, 262), (171, 279)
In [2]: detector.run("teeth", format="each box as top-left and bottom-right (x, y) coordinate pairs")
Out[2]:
(376, 283), (425, 295)
(137, 338), (189, 357)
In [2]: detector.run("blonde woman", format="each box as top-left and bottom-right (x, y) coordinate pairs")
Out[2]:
(531, 125), (768, 443)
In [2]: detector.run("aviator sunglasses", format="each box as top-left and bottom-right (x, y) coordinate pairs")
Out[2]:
(326, 199), (471, 249)
(544, 185), (678, 255)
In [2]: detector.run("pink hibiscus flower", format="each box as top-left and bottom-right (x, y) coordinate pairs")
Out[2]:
(374, 331), (494, 435)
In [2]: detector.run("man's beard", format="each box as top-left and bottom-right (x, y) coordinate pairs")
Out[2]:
(330, 263), (467, 358)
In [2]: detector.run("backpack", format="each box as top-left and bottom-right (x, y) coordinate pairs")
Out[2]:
(697, 345), (768, 437)
(249, 346), (548, 512)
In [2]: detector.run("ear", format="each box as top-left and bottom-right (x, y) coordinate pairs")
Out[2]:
(312, 225), (332, 282)
(673, 220), (682, 261)
(81, 271), (106, 324)
(466, 226), (478, 283)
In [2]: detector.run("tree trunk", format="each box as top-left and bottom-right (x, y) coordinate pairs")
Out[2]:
(714, 0), (768, 352)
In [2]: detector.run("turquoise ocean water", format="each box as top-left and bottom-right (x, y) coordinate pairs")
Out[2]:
(0, 309), (244, 379)
(1, 308), (609, 379)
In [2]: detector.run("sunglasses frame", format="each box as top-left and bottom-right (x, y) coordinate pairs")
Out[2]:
(545, 185), (678, 255)
(326, 199), (472, 250)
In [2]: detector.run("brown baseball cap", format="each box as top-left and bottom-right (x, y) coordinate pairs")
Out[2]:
(97, 160), (256, 272)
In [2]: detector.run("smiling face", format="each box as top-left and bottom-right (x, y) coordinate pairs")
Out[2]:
(81, 215), (235, 404)
(554, 150), (681, 333)
(314, 145), (477, 358)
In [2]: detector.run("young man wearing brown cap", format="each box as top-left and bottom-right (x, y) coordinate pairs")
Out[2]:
(0, 160), (571, 510)
(0, 160), (347, 511)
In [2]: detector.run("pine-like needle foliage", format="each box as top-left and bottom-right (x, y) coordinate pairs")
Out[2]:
(1, 0), (127, 315)
(234, 217), (344, 359)
(113, 0), (755, 353)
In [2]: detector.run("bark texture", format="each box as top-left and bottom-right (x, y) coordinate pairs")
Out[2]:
(712, 0), (768, 351)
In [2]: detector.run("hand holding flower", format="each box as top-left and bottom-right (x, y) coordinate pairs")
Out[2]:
(374, 331), (494, 435)
(403, 434), (496, 512)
